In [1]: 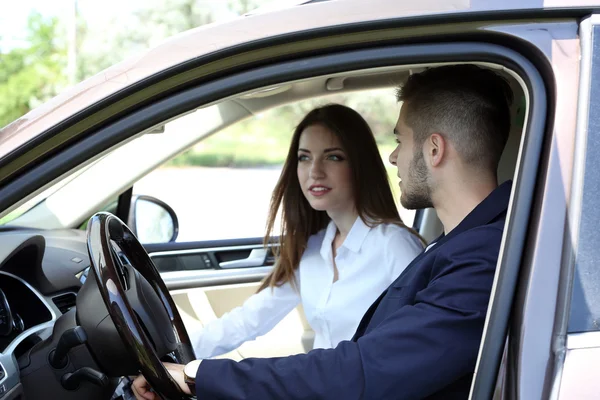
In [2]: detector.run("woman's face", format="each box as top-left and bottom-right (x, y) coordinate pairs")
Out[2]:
(297, 124), (354, 215)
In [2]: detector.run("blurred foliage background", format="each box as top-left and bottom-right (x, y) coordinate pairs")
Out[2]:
(0, 0), (399, 168)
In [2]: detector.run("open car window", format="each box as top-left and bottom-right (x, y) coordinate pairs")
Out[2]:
(4, 88), (416, 241)
(133, 89), (416, 243)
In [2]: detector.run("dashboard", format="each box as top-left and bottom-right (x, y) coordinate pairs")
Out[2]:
(0, 274), (54, 353)
(0, 229), (91, 399)
(0, 221), (264, 400)
(0, 224), (270, 400)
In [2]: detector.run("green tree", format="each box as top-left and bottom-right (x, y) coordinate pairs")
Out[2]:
(76, 0), (273, 80)
(77, 0), (216, 79)
(118, 0), (215, 53)
(0, 13), (66, 129)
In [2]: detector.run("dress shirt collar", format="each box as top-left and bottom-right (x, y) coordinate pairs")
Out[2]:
(320, 216), (372, 260)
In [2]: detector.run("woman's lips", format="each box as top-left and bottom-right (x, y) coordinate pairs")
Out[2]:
(308, 185), (331, 197)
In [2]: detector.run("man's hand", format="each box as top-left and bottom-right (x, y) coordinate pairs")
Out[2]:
(131, 362), (192, 400)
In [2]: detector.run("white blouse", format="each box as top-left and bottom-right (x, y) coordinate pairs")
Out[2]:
(192, 217), (424, 358)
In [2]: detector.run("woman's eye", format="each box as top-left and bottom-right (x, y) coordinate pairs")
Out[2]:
(298, 154), (309, 161)
(328, 154), (345, 161)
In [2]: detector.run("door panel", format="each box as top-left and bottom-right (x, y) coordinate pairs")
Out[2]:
(147, 241), (314, 360)
(149, 242), (275, 273)
(172, 283), (313, 361)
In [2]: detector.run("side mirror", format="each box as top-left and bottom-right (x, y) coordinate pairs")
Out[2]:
(129, 195), (179, 244)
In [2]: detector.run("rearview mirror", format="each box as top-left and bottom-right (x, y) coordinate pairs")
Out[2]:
(129, 195), (179, 244)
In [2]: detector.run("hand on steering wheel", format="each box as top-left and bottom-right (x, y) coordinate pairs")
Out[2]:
(132, 363), (191, 400)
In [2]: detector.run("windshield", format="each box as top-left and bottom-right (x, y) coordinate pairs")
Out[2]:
(0, 164), (95, 225)
(2, 103), (227, 229)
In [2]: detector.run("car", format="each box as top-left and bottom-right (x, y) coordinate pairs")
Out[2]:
(0, 1), (599, 399)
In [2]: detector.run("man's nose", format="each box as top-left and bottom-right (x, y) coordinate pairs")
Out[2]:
(310, 160), (325, 179)
(389, 146), (398, 166)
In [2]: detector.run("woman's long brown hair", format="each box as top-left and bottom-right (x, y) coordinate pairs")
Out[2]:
(258, 103), (423, 292)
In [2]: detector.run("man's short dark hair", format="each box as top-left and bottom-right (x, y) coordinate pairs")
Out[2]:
(396, 64), (514, 171)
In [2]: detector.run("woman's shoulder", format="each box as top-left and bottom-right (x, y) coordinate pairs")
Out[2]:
(369, 223), (424, 252)
(370, 223), (424, 277)
(371, 222), (416, 239)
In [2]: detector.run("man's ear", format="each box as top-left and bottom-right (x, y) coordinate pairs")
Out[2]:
(428, 133), (446, 167)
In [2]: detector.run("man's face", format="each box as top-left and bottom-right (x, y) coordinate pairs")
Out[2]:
(389, 106), (433, 210)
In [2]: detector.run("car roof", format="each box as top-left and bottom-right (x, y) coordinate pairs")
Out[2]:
(0, 0), (596, 160)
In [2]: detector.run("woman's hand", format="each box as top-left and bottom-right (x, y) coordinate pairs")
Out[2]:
(131, 362), (192, 400)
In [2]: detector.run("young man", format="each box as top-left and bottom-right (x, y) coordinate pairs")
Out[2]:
(133, 64), (514, 400)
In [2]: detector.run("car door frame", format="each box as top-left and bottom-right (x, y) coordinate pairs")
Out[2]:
(0, 17), (562, 399)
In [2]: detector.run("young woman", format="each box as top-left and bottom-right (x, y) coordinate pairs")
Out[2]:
(192, 104), (424, 357)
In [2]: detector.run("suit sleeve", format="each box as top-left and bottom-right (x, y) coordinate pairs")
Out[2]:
(194, 227), (503, 400)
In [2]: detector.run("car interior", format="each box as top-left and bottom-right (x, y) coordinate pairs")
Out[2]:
(0, 60), (527, 399)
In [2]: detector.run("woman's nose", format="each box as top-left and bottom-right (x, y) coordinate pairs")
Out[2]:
(310, 161), (325, 178)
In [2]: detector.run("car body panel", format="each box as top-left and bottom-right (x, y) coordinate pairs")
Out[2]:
(554, 14), (600, 400)
(559, 333), (600, 399)
(502, 22), (581, 400)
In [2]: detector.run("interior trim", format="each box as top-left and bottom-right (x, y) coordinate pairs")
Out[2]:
(0, 271), (58, 355)
(160, 267), (272, 291)
(0, 271), (58, 393)
(149, 243), (269, 258)
(143, 236), (268, 253)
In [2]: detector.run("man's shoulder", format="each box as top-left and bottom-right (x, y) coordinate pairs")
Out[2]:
(413, 223), (504, 275)
(428, 223), (505, 275)
(442, 221), (505, 253)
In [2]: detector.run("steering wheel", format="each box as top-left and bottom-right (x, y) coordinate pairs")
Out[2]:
(84, 212), (195, 399)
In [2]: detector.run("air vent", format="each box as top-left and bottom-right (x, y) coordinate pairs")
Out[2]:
(52, 293), (77, 314)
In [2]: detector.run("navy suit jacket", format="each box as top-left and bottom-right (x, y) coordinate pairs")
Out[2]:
(195, 181), (512, 399)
